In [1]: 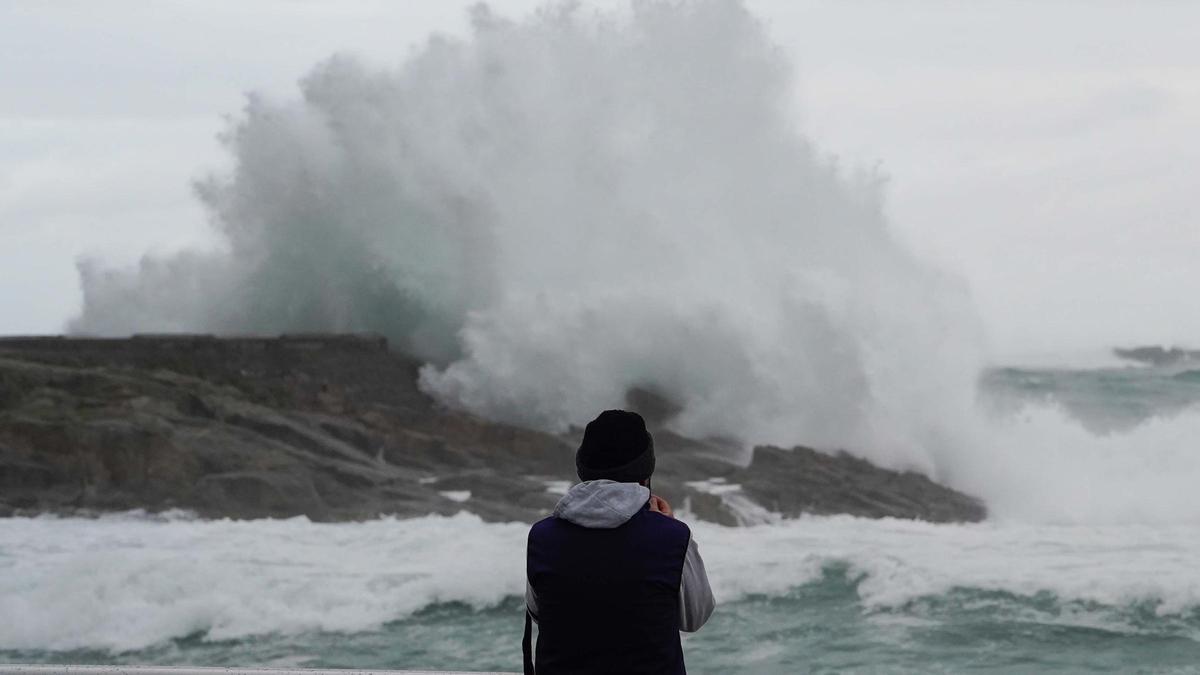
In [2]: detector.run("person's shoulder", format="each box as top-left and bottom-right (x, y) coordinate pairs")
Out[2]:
(643, 509), (691, 537)
(528, 514), (561, 538)
(530, 515), (557, 529)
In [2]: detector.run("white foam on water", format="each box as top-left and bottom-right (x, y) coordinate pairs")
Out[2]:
(0, 513), (526, 652)
(696, 515), (1200, 615)
(681, 479), (781, 526)
(684, 478), (743, 496)
(3, 512), (1198, 652)
(543, 480), (571, 496)
(963, 403), (1200, 524)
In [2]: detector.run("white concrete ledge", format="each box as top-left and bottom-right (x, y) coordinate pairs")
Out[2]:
(0, 662), (516, 667)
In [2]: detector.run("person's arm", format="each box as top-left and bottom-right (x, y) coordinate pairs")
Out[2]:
(651, 494), (715, 631)
(679, 535), (715, 632)
(526, 578), (539, 623)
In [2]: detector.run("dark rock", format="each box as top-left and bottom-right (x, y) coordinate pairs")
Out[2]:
(732, 446), (986, 522)
(0, 335), (986, 524)
(197, 470), (327, 519)
(624, 387), (682, 427)
(1114, 345), (1200, 367)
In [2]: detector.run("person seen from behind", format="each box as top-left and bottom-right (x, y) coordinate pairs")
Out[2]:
(524, 409), (716, 674)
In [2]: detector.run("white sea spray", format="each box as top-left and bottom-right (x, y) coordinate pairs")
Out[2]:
(68, 0), (982, 480)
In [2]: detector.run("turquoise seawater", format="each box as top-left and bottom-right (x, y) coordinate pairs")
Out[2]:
(982, 364), (1200, 432)
(8, 570), (1200, 674)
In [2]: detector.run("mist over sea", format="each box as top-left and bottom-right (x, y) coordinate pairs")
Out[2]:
(7, 0), (1200, 672)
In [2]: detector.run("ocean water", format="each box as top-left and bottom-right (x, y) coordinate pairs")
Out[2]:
(3, 364), (1200, 673)
(983, 364), (1200, 433)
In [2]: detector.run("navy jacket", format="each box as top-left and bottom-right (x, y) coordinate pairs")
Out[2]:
(526, 481), (713, 674)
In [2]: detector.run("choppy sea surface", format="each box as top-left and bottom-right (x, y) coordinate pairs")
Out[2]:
(5, 363), (1200, 673)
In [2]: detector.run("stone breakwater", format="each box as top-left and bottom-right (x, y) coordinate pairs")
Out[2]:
(0, 335), (985, 524)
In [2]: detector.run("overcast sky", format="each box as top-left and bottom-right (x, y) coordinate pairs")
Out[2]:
(2, 0), (1198, 362)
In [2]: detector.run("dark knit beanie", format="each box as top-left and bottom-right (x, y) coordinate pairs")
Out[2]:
(576, 410), (655, 483)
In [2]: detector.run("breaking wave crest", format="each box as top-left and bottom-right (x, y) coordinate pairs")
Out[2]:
(69, 0), (981, 470)
(3, 512), (1200, 652)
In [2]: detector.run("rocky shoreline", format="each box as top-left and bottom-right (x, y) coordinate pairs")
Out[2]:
(0, 335), (985, 524)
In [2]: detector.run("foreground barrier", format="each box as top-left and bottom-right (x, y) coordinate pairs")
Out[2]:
(0, 662), (516, 667)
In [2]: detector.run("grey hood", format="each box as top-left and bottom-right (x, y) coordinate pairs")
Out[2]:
(553, 480), (650, 528)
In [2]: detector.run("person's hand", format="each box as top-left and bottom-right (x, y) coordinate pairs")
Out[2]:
(649, 494), (674, 518)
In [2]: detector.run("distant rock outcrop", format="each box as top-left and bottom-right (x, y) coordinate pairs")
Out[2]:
(1114, 345), (1200, 368)
(0, 335), (985, 524)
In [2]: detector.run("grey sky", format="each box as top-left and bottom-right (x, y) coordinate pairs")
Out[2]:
(1, 0), (1197, 362)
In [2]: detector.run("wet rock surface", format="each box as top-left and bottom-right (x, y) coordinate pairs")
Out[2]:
(0, 335), (985, 524)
